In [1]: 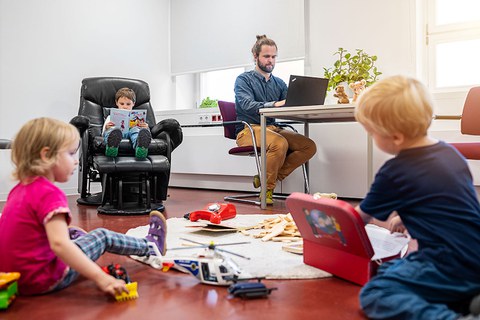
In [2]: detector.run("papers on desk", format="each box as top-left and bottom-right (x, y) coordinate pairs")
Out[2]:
(365, 224), (410, 260)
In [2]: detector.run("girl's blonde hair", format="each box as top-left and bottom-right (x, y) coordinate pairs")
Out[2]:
(11, 117), (79, 181)
(355, 75), (434, 139)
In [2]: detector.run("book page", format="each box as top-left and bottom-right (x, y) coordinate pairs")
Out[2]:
(110, 108), (130, 135)
(129, 110), (147, 128)
(365, 224), (410, 260)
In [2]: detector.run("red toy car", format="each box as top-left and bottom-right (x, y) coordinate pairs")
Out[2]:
(185, 203), (236, 224)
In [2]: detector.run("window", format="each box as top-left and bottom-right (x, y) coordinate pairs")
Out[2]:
(198, 60), (304, 106)
(199, 67), (244, 104)
(426, 0), (480, 91)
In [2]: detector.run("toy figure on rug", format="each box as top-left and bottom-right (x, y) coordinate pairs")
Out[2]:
(0, 117), (167, 298)
(349, 79), (366, 102)
(333, 85), (350, 104)
(354, 76), (480, 319)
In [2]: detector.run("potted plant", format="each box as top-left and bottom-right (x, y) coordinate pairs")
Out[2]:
(199, 96), (218, 108)
(323, 48), (382, 92)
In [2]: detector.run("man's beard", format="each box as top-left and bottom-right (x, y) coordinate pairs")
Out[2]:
(257, 60), (274, 73)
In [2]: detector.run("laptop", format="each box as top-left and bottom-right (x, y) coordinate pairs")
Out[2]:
(285, 193), (409, 285)
(284, 75), (329, 107)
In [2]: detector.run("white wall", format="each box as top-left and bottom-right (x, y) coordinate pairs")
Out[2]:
(0, 0), (173, 199)
(307, 0), (417, 84)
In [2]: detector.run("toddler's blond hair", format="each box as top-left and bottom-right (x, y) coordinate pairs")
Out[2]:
(355, 75), (434, 139)
(11, 117), (79, 181)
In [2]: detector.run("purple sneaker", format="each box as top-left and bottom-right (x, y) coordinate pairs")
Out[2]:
(145, 210), (167, 256)
(69, 226), (87, 240)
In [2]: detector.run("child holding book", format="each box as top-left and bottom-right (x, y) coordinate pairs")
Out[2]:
(103, 87), (151, 158)
(0, 117), (167, 296)
(354, 75), (480, 319)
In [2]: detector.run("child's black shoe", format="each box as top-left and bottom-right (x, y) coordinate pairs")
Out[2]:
(105, 128), (122, 157)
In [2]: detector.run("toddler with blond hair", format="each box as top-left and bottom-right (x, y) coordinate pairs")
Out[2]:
(355, 76), (480, 319)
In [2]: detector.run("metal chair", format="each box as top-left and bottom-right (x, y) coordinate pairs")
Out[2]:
(218, 100), (309, 206)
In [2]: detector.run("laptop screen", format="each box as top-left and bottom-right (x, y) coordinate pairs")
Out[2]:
(284, 75), (329, 107)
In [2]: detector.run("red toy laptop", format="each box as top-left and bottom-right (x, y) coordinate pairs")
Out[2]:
(286, 193), (408, 286)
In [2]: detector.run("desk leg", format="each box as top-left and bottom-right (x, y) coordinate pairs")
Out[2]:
(304, 122), (310, 193)
(260, 115), (267, 209)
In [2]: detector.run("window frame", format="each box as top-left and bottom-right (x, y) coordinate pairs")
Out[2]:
(196, 59), (305, 108)
(425, 0), (480, 92)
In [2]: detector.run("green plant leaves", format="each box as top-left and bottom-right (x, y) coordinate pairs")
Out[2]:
(199, 97), (218, 108)
(323, 48), (382, 92)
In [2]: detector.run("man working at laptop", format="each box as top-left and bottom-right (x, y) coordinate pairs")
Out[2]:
(234, 34), (317, 205)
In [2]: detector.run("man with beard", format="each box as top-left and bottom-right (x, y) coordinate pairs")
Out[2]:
(234, 35), (316, 205)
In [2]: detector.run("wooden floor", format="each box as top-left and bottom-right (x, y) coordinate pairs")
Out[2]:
(0, 188), (366, 320)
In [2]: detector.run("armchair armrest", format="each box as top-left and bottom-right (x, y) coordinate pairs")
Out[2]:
(70, 115), (90, 136)
(151, 118), (183, 151)
(0, 139), (11, 149)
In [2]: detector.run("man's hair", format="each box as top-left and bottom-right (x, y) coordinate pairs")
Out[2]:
(355, 75), (434, 139)
(251, 34), (277, 58)
(11, 117), (79, 181)
(115, 87), (136, 104)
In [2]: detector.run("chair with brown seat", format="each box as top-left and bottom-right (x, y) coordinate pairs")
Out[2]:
(444, 87), (480, 159)
(218, 100), (309, 206)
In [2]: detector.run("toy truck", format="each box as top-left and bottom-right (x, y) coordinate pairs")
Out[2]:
(0, 272), (20, 309)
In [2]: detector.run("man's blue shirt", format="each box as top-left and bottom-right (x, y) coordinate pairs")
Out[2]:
(234, 70), (287, 134)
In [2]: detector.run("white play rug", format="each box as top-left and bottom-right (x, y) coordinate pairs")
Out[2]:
(126, 214), (331, 280)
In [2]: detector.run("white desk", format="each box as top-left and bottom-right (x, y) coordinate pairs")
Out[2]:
(259, 104), (373, 209)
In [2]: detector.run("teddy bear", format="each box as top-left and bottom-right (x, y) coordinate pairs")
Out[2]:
(333, 85), (350, 104)
(349, 79), (367, 102)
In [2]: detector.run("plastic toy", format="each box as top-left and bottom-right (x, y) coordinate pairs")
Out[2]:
(114, 282), (138, 302)
(184, 203), (236, 224)
(228, 278), (277, 299)
(101, 264), (138, 302)
(137, 238), (251, 286)
(0, 272), (20, 309)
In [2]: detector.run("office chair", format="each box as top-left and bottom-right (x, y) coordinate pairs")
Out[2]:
(447, 87), (480, 159)
(70, 77), (183, 215)
(218, 100), (309, 206)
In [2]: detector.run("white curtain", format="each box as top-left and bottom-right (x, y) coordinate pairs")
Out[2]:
(170, 0), (305, 75)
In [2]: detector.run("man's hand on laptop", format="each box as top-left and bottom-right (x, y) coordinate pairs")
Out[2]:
(274, 100), (286, 107)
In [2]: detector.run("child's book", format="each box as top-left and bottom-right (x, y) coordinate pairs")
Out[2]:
(110, 109), (147, 135)
(286, 192), (409, 286)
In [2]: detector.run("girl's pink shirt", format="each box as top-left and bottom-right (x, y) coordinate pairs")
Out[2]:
(0, 176), (72, 295)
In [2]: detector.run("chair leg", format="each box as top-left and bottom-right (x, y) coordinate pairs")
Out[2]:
(145, 177), (151, 208)
(224, 193), (262, 206)
(152, 176), (158, 203)
(101, 174), (109, 206)
(138, 175), (143, 205)
(224, 192), (287, 206)
(302, 163), (310, 194)
(118, 179), (123, 210)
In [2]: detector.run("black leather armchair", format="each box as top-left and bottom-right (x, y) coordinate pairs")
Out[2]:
(70, 77), (182, 215)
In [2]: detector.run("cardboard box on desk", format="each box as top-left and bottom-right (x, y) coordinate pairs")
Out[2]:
(286, 193), (408, 286)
